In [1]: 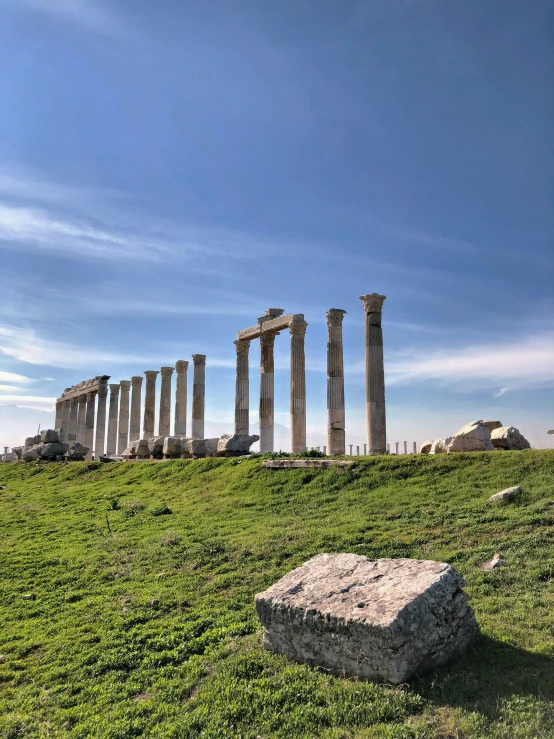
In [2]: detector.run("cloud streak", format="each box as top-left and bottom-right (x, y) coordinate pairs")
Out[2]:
(12, 0), (118, 35)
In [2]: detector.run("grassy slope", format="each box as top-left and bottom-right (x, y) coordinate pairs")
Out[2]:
(1, 451), (554, 739)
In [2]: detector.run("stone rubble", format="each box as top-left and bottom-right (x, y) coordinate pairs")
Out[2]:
(489, 486), (521, 502)
(419, 420), (531, 454)
(490, 426), (531, 451)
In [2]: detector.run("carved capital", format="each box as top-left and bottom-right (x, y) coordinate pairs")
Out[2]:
(120, 380), (131, 391)
(234, 339), (250, 355)
(289, 320), (307, 337)
(359, 293), (386, 313)
(260, 331), (278, 348)
(131, 376), (143, 387)
(326, 308), (346, 328)
(144, 370), (159, 381)
(192, 354), (206, 366)
(160, 366), (174, 379)
(109, 383), (120, 395)
(175, 360), (189, 373)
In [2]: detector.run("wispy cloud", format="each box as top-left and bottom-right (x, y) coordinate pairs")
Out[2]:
(12, 0), (118, 35)
(0, 394), (56, 410)
(0, 370), (34, 385)
(494, 387), (508, 398)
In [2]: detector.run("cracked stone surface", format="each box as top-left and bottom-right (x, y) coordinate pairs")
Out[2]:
(255, 553), (479, 683)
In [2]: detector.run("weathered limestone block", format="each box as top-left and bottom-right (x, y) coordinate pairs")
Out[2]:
(25, 436), (36, 447)
(121, 439), (150, 459)
(489, 486), (521, 502)
(40, 429), (60, 444)
(481, 420), (502, 434)
(445, 421), (493, 452)
(429, 437), (452, 454)
(65, 442), (89, 461)
(22, 447), (40, 461)
(185, 438), (219, 457)
(36, 442), (67, 459)
(216, 433), (260, 456)
(163, 436), (182, 457)
(418, 441), (433, 454)
(12, 446), (23, 460)
(34, 434), (41, 445)
(255, 553), (479, 684)
(490, 426), (531, 451)
(148, 436), (165, 458)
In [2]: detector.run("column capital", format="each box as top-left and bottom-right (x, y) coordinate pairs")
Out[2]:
(97, 384), (108, 399)
(120, 380), (131, 391)
(131, 375), (143, 387)
(144, 370), (159, 380)
(326, 308), (346, 327)
(109, 383), (120, 395)
(160, 366), (174, 379)
(257, 308), (285, 326)
(359, 293), (386, 313)
(86, 391), (96, 402)
(192, 354), (206, 366)
(234, 339), (251, 354)
(175, 360), (189, 373)
(260, 331), (278, 347)
(289, 320), (307, 337)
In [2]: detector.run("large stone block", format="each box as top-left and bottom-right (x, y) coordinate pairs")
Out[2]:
(481, 420), (502, 434)
(490, 426), (531, 451)
(121, 439), (150, 459)
(36, 442), (66, 459)
(186, 438), (219, 457)
(255, 553), (479, 684)
(22, 447), (40, 462)
(25, 437), (36, 447)
(148, 436), (165, 458)
(163, 437), (182, 457)
(445, 421), (493, 452)
(217, 433), (260, 455)
(40, 429), (60, 444)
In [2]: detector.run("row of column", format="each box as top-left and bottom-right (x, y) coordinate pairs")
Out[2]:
(55, 355), (207, 458)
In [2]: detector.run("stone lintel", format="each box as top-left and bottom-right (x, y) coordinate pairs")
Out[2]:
(57, 375), (110, 403)
(238, 313), (304, 341)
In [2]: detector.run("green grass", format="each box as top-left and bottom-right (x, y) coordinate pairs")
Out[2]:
(1, 450), (554, 738)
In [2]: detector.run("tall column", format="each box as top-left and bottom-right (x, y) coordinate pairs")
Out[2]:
(259, 332), (277, 452)
(106, 383), (120, 456)
(191, 355), (206, 439)
(234, 340), (250, 435)
(129, 376), (143, 442)
(158, 367), (174, 437)
(326, 308), (346, 455)
(61, 399), (71, 442)
(174, 361), (189, 436)
(95, 383), (108, 457)
(117, 380), (131, 454)
(84, 391), (96, 460)
(360, 293), (387, 453)
(68, 398), (78, 444)
(290, 319), (307, 454)
(76, 394), (87, 443)
(142, 371), (158, 439)
(55, 401), (63, 430)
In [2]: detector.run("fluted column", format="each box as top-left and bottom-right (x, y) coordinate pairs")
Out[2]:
(117, 380), (131, 454)
(106, 383), (120, 456)
(191, 355), (206, 439)
(61, 399), (71, 443)
(360, 293), (387, 453)
(55, 401), (63, 430)
(142, 371), (158, 439)
(290, 319), (307, 454)
(129, 376), (143, 442)
(76, 394), (87, 444)
(326, 308), (346, 455)
(174, 361), (189, 436)
(95, 383), (108, 457)
(158, 367), (174, 437)
(234, 340), (250, 435)
(84, 391), (96, 460)
(259, 332), (277, 452)
(68, 397), (78, 444)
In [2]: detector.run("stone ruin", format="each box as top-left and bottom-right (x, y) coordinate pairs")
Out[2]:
(10, 430), (89, 463)
(419, 420), (531, 454)
(121, 433), (260, 460)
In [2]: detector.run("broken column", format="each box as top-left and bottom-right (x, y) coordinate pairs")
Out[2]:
(142, 371), (158, 440)
(129, 376), (143, 442)
(117, 380), (131, 454)
(191, 354), (206, 439)
(158, 366), (174, 437)
(106, 383), (120, 457)
(174, 360), (189, 436)
(95, 382), (108, 458)
(360, 293), (387, 453)
(326, 308), (346, 455)
(259, 332), (277, 452)
(234, 339), (250, 435)
(290, 318), (307, 454)
(84, 391), (96, 460)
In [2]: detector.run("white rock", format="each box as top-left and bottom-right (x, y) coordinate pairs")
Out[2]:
(255, 553), (479, 684)
(163, 437), (182, 457)
(481, 420), (502, 434)
(445, 421), (494, 452)
(489, 485), (521, 502)
(121, 439), (150, 459)
(429, 437), (453, 454)
(24, 437), (36, 447)
(147, 436), (165, 457)
(479, 554), (505, 570)
(217, 433), (260, 455)
(418, 441), (433, 454)
(186, 438), (219, 457)
(40, 429), (60, 444)
(22, 447), (40, 461)
(490, 426), (531, 451)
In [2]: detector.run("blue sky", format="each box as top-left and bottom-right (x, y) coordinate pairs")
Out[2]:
(0, 0), (553, 450)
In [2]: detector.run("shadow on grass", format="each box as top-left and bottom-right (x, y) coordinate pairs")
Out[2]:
(414, 635), (554, 713)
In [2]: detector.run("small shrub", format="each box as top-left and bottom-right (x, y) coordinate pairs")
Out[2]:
(298, 448), (326, 459)
(161, 531), (181, 546)
(121, 500), (144, 518)
(151, 504), (172, 517)
(106, 498), (120, 511)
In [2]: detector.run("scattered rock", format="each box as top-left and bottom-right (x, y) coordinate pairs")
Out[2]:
(40, 429), (60, 444)
(418, 441), (433, 454)
(490, 426), (531, 451)
(255, 553), (479, 684)
(36, 442), (68, 460)
(185, 438), (219, 458)
(132, 692), (157, 702)
(217, 433), (260, 456)
(481, 420), (502, 434)
(22, 593), (36, 600)
(429, 437), (453, 454)
(22, 447), (40, 462)
(162, 436), (182, 457)
(147, 436), (165, 458)
(445, 421), (494, 453)
(489, 486), (521, 503)
(479, 554), (505, 571)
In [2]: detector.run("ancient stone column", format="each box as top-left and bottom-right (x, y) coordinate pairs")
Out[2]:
(259, 332), (277, 452)
(68, 397), (78, 444)
(142, 371), (158, 440)
(95, 383), (108, 457)
(191, 355), (206, 439)
(117, 380), (131, 454)
(413, 441), (417, 454)
(290, 319), (307, 454)
(55, 401), (63, 430)
(234, 340), (250, 435)
(174, 361), (189, 436)
(129, 376), (143, 442)
(158, 367), (174, 437)
(360, 293), (387, 453)
(326, 309), (346, 456)
(61, 399), (71, 442)
(106, 383), (120, 456)
(84, 391), (96, 460)
(76, 394), (87, 444)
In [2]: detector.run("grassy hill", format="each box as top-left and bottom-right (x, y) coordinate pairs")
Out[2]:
(1, 451), (554, 738)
